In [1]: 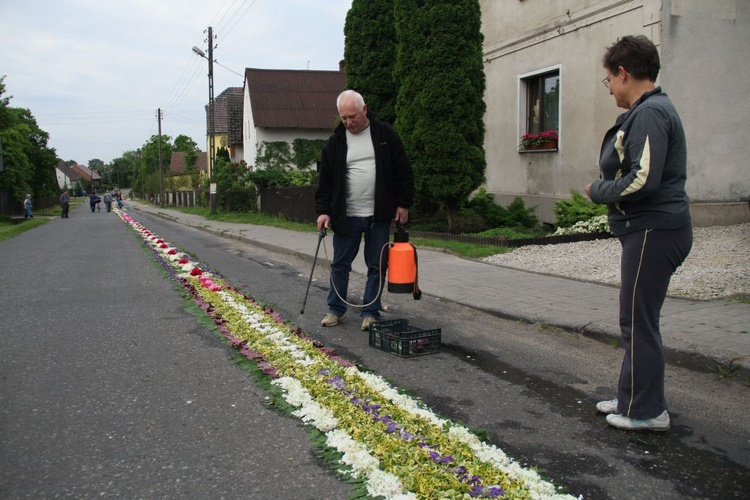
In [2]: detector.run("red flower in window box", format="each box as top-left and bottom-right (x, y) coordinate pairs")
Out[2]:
(520, 130), (558, 149)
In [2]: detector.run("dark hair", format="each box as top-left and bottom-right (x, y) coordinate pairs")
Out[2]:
(602, 35), (660, 81)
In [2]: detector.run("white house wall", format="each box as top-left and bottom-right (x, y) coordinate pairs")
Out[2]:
(243, 79), (333, 169)
(662, 0), (750, 207)
(55, 169), (73, 190)
(481, 0), (749, 226)
(253, 129), (333, 169)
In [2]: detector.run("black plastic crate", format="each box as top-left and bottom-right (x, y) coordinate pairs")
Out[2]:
(369, 319), (441, 357)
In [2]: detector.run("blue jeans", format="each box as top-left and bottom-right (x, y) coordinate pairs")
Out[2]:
(327, 217), (390, 318)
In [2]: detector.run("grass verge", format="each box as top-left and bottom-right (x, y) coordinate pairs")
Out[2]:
(0, 216), (50, 242)
(161, 205), (510, 259)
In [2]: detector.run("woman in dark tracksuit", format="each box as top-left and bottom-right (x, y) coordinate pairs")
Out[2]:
(586, 35), (692, 431)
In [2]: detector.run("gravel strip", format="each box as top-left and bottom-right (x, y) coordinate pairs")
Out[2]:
(482, 223), (749, 301)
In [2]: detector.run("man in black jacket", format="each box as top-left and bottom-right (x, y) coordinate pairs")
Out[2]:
(315, 90), (414, 331)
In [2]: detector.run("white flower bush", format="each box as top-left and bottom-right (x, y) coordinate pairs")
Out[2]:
(553, 214), (611, 236)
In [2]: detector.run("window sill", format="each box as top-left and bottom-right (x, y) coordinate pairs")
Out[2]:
(519, 147), (559, 153)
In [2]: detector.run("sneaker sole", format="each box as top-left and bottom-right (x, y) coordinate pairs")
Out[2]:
(596, 401), (619, 415)
(606, 414), (670, 431)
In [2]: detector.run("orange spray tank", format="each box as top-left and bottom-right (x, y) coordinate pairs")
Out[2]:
(387, 226), (422, 300)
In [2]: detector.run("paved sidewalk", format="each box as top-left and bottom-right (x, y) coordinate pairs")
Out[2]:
(129, 201), (750, 376)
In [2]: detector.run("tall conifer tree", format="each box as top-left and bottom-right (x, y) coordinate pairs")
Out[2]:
(394, 0), (486, 230)
(343, 0), (398, 125)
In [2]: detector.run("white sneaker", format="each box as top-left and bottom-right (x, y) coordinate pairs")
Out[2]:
(596, 398), (619, 415)
(321, 312), (343, 327)
(606, 410), (670, 431)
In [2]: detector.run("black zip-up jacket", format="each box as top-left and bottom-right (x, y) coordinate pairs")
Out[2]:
(589, 87), (691, 236)
(315, 111), (414, 234)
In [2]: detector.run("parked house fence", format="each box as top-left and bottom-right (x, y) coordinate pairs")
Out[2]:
(257, 185), (317, 223)
(0, 190), (60, 216)
(134, 185), (315, 222)
(131, 186), (612, 247)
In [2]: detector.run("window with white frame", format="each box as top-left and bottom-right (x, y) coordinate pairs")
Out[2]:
(519, 67), (560, 149)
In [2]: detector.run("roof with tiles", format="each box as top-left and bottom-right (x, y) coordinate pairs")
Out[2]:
(169, 151), (208, 174)
(68, 163), (101, 181)
(57, 160), (83, 181)
(244, 68), (345, 130)
(206, 87), (243, 144)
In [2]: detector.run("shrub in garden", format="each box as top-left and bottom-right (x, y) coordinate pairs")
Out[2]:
(451, 212), (487, 234)
(465, 189), (538, 229)
(553, 214), (611, 235)
(553, 190), (607, 228)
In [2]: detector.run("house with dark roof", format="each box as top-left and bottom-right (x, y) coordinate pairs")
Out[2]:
(169, 151), (208, 175)
(56, 160), (83, 189)
(60, 162), (100, 189)
(206, 87), (244, 163)
(241, 68), (345, 169)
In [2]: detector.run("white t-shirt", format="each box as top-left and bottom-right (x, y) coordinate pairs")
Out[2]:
(345, 126), (376, 217)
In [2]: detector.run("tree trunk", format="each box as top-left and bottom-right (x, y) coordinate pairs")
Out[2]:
(445, 204), (459, 233)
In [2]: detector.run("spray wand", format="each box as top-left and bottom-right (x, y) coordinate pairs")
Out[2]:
(299, 227), (326, 315)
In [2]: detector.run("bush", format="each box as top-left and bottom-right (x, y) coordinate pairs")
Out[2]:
(247, 167), (292, 189)
(465, 189), (538, 229)
(409, 219), (448, 232)
(465, 188), (506, 227)
(451, 213), (487, 234)
(222, 189), (257, 213)
(553, 214), (611, 235)
(553, 190), (607, 228)
(287, 169), (318, 186)
(504, 196), (539, 229)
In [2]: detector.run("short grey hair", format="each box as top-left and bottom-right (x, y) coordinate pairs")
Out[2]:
(336, 90), (366, 111)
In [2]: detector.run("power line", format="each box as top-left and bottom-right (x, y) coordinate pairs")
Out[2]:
(212, 0), (243, 34)
(161, 51), (205, 111)
(217, 0), (260, 45)
(215, 60), (244, 78)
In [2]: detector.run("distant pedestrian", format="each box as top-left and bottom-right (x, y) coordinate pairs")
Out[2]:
(89, 192), (101, 212)
(60, 189), (70, 218)
(23, 194), (33, 219)
(103, 191), (113, 212)
(585, 35), (692, 431)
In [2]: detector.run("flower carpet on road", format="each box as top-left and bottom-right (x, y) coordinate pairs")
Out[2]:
(116, 208), (576, 500)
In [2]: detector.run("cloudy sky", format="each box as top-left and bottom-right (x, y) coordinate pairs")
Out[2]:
(0, 0), (351, 165)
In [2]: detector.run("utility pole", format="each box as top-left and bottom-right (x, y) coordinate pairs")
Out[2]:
(134, 149), (140, 199)
(157, 108), (164, 206)
(207, 26), (217, 214)
(192, 27), (217, 214)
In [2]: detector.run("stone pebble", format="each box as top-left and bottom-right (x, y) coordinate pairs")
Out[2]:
(481, 223), (749, 301)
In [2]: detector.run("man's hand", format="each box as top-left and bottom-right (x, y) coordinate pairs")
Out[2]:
(317, 214), (330, 232)
(395, 207), (409, 226)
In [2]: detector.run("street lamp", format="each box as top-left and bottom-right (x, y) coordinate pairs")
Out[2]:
(192, 28), (217, 214)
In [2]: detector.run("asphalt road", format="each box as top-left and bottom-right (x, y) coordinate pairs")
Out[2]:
(0, 204), (349, 499)
(1, 203), (748, 499)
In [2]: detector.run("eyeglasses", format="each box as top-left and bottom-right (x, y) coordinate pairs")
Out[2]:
(602, 76), (612, 88)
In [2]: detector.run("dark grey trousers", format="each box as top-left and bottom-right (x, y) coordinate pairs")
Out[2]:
(616, 224), (693, 419)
